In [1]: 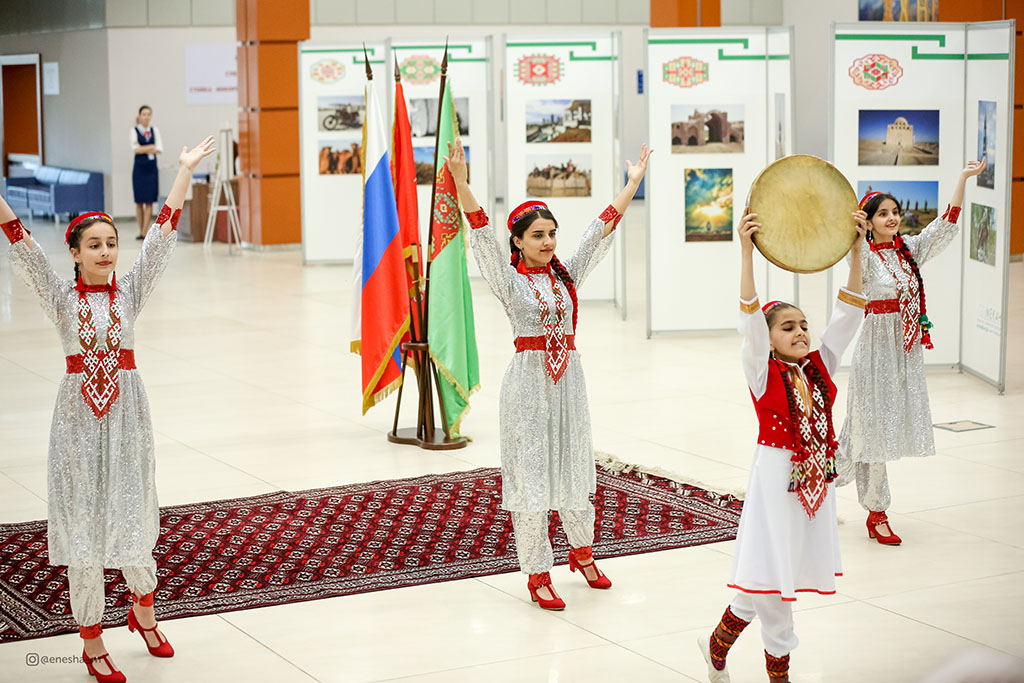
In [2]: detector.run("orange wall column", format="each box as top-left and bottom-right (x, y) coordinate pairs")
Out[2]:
(650, 0), (720, 27)
(236, 0), (309, 246)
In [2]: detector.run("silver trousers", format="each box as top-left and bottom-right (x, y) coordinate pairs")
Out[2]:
(854, 462), (891, 511)
(68, 562), (157, 627)
(510, 508), (595, 574)
(729, 591), (798, 657)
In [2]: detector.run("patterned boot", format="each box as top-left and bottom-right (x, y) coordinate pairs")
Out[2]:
(765, 650), (790, 682)
(698, 606), (751, 682)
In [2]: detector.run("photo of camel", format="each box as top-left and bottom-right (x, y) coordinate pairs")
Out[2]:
(318, 141), (362, 175)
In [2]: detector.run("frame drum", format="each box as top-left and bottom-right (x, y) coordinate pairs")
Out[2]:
(747, 155), (858, 274)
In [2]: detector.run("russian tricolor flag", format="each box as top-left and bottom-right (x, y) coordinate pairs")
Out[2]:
(350, 78), (410, 413)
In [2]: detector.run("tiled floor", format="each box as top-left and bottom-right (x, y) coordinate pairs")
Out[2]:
(1, 207), (1022, 682)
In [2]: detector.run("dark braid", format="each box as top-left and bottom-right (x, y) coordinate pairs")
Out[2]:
(548, 254), (579, 334)
(895, 238), (931, 348)
(863, 193), (932, 348)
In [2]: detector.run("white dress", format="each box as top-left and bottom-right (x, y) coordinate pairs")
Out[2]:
(9, 224), (176, 569)
(468, 217), (614, 512)
(729, 290), (864, 600)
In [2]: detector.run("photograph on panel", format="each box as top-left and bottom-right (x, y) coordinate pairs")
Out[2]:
(414, 145), (470, 185)
(671, 105), (744, 154)
(407, 97), (470, 138)
(318, 95), (365, 132)
(858, 0), (939, 21)
(858, 109), (939, 165)
(857, 180), (938, 235)
(526, 155), (592, 197)
(525, 99), (592, 143)
(977, 100), (996, 189)
(319, 140), (363, 175)
(684, 168), (733, 241)
(970, 203), (996, 266)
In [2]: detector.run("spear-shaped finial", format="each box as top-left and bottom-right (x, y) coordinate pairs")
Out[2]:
(441, 37), (448, 77)
(363, 43), (373, 81)
(394, 55), (401, 83)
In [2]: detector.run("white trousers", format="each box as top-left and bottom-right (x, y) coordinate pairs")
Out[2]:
(729, 591), (798, 657)
(68, 563), (157, 627)
(854, 462), (891, 511)
(510, 508), (595, 574)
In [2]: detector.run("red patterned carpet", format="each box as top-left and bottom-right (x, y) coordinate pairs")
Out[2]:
(0, 465), (742, 643)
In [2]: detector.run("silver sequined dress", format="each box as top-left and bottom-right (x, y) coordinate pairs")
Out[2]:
(838, 215), (959, 465)
(468, 217), (614, 512)
(9, 224), (176, 568)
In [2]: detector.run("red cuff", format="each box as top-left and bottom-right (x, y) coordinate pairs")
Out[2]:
(942, 204), (961, 223)
(599, 205), (623, 230)
(155, 204), (173, 227)
(465, 208), (489, 229)
(2, 218), (25, 244)
(170, 208), (181, 230)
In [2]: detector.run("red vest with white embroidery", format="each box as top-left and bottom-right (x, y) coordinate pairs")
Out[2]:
(750, 351), (837, 450)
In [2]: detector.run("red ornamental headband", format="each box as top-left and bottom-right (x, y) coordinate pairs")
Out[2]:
(762, 300), (786, 315)
(66, 212), (114, 244)
(859, 191), (882, 210)
(507, 201), (549, 233)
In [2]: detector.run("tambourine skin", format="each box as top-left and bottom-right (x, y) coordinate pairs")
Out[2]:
(747, 155), (859, 274)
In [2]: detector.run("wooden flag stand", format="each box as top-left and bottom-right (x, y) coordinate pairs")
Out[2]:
(378, 44), (467, 451)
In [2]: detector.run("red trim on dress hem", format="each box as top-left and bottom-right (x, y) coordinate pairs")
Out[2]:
(727, 580), (840, 601)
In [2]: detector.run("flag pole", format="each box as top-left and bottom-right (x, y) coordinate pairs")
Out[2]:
(384, 39), (466, 450)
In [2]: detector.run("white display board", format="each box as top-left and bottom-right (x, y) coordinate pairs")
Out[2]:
(829, 22), (1012, 384)
(960, 22), (1014, 391)
(386, 39), (493, 279)
(646, 27), (794, 333)
(299, 43), (386, 264)
(505, 33), (621, 302)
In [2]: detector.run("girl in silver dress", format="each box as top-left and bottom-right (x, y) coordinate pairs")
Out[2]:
(446, 138), (650, 609)
(837, 159), (986, 545)
(1, 137), (214, 683)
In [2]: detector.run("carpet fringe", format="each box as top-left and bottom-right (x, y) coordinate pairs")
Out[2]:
(594, 451), (748, 500)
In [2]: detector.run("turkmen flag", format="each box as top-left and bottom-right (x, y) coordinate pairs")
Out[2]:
(427, 81), (480, 436)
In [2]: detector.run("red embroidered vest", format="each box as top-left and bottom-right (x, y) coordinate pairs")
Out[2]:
(750, 351), (837, 451)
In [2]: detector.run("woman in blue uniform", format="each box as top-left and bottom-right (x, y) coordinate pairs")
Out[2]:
(131, 106), (162, 239)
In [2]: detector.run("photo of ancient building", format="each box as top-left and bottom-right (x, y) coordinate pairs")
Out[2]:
(670, 105), (744, 153)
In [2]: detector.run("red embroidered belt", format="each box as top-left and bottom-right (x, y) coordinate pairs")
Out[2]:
(514, 335), (575, 352)
(866, 299), (900, 315)
(65, 349), (136, 374)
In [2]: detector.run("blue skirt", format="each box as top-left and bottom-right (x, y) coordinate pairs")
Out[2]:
(132, 156), (158, 204)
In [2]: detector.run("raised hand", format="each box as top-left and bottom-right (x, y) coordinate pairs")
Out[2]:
(626, 144), (653, 186)
(179, 136), (216, 171)
(444, 139), (468, 186)
(738, 207), (761, 253)
(962, 158), (987, 178)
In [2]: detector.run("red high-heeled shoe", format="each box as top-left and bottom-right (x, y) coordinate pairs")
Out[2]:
(568, 546), (612, 589)
(866, 511), (902, 546)
(527, 572), (566, 610)
(80, 624), (126, 683)
(127, 592), (174, 657)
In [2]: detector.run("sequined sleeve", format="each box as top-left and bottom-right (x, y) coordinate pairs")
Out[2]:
(818, 287), (867, 375)
(739, 296), (770, 399)
(466, 217), (514, 310)
(564, 218), (614, 286)
(903, 211), (959, 265)
(8, 236), (65, 325)
(120, 223), (177, 312)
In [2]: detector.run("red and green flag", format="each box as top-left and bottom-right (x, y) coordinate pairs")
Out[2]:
(427, 81), (480, 436)
(391, 79), (422, 342)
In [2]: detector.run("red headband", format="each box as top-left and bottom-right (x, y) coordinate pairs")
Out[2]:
(507, 201), (549, 233)
(66, 212), (114, 244)
(858, 191), (881, 210)
(762, 300), (786, 314)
